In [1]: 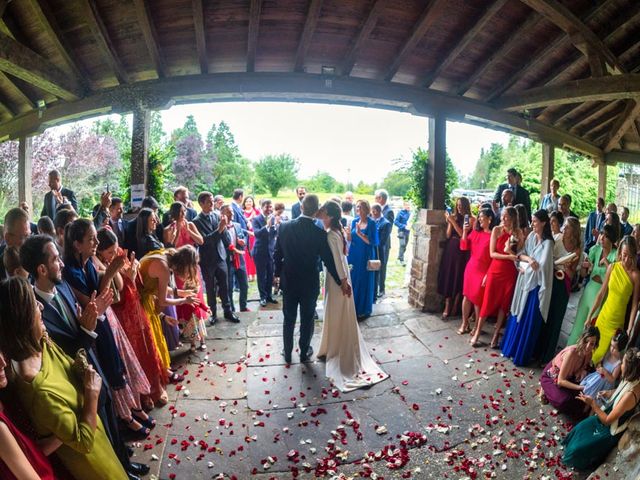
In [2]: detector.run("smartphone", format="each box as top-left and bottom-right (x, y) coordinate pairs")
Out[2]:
(464, 214), (469, 226)
(106, 183), (110, 193)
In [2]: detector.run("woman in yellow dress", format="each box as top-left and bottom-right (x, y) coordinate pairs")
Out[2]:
(0, 276), (127, 480)
(588, 236), (640, 364)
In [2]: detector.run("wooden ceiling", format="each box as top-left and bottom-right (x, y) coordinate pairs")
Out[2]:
(0, 0), (639, 162)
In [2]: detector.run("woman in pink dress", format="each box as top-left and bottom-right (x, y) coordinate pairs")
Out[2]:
(164, 203), (209, 351)
(458, 208), (494, 335)
(242, 196), (259, 281)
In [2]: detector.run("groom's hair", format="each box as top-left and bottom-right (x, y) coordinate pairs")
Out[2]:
(301, 194), (320, 216)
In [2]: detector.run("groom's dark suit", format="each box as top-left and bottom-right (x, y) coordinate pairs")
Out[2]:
(274, 216), (343, 361)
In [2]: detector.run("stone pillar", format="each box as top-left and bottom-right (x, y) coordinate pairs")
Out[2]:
(540, 143), (554, 200)
(18, 135), (32, 206)
(130, 106), (150, 196)
(408, 116), (447, 312)
(598, 163), (607, 200)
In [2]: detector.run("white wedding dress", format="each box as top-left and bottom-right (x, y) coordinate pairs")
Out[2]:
(317, 229), (389, 392)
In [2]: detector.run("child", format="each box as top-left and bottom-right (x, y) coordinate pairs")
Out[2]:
(175, 270), (209, 352)
(580, 330), (627, 403)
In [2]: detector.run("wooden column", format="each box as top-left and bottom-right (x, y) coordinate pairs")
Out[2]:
(18, 135), (32, 206)
(540, 143), (555, 200)
(427, 115), (446, 210)
(598, 163), (607, 200)
(130, 107), (150, 197)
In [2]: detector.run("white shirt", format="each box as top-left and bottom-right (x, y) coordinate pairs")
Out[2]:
(34, 284), (98, 339)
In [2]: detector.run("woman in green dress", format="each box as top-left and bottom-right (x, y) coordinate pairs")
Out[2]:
(562, 347), (640, 471)
(0, 276), (127, 480)
(567, 224), (618, 346)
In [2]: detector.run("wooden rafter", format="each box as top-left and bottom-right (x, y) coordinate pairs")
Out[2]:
(247, 0), (263, 72)
(604, 100), (640, 152)
(0, 72), (34, 111)
(570, 101), (620, 133)
(294, 0), (324, 73)
(585, 111), (620, 139)
(484, 0), (610, 102)
(133, 0), (166, 78)
(340, 0), (386, 76)
(519, 0), (625, 72)
(0, 32), (82, 100)
(553, 101), (593, 126)
(28, 0), (87, 84)
(82, 0), (128, 84)
(382, 0), (448, 82)
(494, 74), (640, 111)
(456, 14), (541, 96)
(423, 0), (508, 88)
(192, 0), (208, 74)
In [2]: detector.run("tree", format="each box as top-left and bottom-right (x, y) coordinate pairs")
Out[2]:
(210, 121), (253, 196)
(407, 148), (458, 208)
(170, 115), (215, 194)
(254, 154), (299, 197)
(305, 171), (343, 193)
(382, 169), (412, 197)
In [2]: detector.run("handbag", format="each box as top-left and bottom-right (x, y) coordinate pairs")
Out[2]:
(367, 259), (381, 271)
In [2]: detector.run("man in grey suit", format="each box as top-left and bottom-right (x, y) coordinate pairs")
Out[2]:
(41, 169), (78, 220)
(290, 186), (306, 220)
(374, 189), (394, 298)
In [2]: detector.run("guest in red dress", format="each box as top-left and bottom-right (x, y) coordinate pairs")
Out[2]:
(96, 228), (169, 409)
(242, 196), (260, 281)
(470, 206), (523, 348)
(0, 351), (58, 480)
(458, 208), (494, 335)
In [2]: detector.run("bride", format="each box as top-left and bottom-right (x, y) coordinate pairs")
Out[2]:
(317, 200), (389, 392)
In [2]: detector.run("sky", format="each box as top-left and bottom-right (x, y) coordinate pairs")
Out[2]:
(157, 102), (511, 184)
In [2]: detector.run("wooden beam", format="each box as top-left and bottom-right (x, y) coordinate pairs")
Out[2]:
(0, 32), (82, 100)
(604, 100), (640, 152)
(130, 106), (150, 193)
(541, 143), (555, 199)
(428, 115), (446, 209)
(247, 0), (263, 73)
(340, 0), (385, 76)
(456, 14), (542, 96)
(82, 0), (128, 84)
(494, 74), (640, 111)
(382, 0), (448, 82)
(133, 0), (166, 78)
(18, 135), (32, 206)
(294, 0), (324, 73)
(192, 0), (208, 74)
(570, 101), (619, 133)
(605, 149), (640, 165)
(0, 1), (8, 17)
(423, 0), (508, 88)
(553, 101), (592, 126)
(519, 0), (625, 72)
(28, 0), (87, 84)
(0, 72), (604, 159)
(598, 163), (607, 199)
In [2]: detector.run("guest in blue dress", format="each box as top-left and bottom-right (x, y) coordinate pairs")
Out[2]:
(501, 209), (554, 366)
(581, 331), (626, 401)
(347, 200), (379, 320)
(563, 348), (640, 471)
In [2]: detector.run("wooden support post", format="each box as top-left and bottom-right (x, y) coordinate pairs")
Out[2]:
(18, 135), (32, 206)
(541, 143), (555, 200)
(428, 115), (446, 210)
(598, 163), (607, 201)
(130, 107), (150, 200)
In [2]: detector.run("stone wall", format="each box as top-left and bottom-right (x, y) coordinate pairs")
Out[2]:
(408, 209), (446, 313)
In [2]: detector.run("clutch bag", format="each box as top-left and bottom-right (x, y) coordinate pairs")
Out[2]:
(72, 348), (90, 380)
(367, 259), (381, 271)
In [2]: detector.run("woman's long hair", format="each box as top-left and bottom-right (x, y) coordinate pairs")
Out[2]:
(562, 217), (581, 252)
(617, 235), (638, 262)
(63, 218), (93, 265)
(168, 202), (185, 222)
(136, 208), (156, 247)
(608, 212), (622, 245)
(576, 326), (600, 355)
(0, 277), (42, 361)
(97, 227), (118, 253)
(475, 208), (495, 231)
(166, 245), (200, 289)
(502, 206), (518, 232)
(515, 204), (529, 230)
(532, 209), (553, 242)
(456, 197), (471, 222)
(321, 200), (347, 255)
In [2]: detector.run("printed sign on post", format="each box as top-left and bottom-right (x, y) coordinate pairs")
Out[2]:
(131, 184), (145, 208)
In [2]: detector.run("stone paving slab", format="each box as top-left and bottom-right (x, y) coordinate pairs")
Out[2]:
(360, 323), (412, 340)
(367, 334), (432, 363)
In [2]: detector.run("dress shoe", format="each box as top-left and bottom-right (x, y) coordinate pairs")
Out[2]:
(127, 473), (141, 480)
(209, 316), (218, 326)
(128, 461), (150, 476)
(300, 346), (314, 363)
(259, 299), (267, 307)
(267, 297), (278, 304)
(241, 307), (251, 312)
(224, 311), (240, 323)
(281, 350), (292, 364)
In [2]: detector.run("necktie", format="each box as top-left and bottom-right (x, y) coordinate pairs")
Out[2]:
(53, 291), (73, 330)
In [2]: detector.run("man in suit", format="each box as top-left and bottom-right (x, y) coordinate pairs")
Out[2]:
(371, 203), (392, 300)
(231, 188), (248, 230)
(493, 168), (531, 220)
(621, 206), (633, 236)
(41, 169), (78, 220)
(19, 201), (38, 235)
(220, 204), (249, 313)
(162, 186), (197, 226)
(374, 189), (394, 298)
(291, 186), (306, 220)
(273, 194), (351, 364)
(584, 197), (606, 251)
(20, 235), (148, 480)
(193, 191), (239, 325)
(0, 207), (31, 280)
(252, 199), (278, 307)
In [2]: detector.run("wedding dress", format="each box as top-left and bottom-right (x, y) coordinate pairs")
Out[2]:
(317, 229), (389, 392)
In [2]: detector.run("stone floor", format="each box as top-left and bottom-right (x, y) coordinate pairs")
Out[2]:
(128, 290), (619, 480)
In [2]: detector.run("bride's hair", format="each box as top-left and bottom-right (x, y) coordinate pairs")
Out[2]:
(321, 200), (347, 255)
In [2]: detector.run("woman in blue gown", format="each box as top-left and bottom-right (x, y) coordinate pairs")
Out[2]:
(347, 200), (379, 320)
(562, 348), (640, 471)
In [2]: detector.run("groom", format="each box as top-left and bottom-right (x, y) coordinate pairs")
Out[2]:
(274, 194), (351, 364)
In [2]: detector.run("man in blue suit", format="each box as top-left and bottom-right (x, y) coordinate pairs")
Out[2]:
(41, 169), (78, 220)
(21, 235), (149, 480)
(231, 188), (248, 230)
(374, 189), (394, 298)
(290, 186), (306, 220)
(252, 199), (278, 307)
(584, 197), (605, 252)
(371, 203), (392, 300)
(220, 204), (249, 313)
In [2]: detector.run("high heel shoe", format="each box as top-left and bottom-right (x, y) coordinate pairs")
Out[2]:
(123, 417), (150, 439)
(132, 408), (156, 429)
